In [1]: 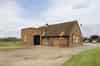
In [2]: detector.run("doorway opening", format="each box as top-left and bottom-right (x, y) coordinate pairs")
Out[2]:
(33, 35), (40, 46)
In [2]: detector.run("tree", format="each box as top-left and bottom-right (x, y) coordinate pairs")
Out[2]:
(97, 38), (100, 43)
(89, 35), (100, 43)
(90, 35), (99, 40)
(0, 37), (21, 42)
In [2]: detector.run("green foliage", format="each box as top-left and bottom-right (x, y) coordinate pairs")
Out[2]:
(89, 35), (100, 42)
(97, 38), (100, 43)
(62, 47), (100, 66)
(0, 37), (21, 42)
(90, 35), (99, 40)
(0, 41), (22, 50)
(0, 41), (21, 47)
(0, 37), (21, 50)
(83, 37), (89, 42)
(83, 35), (100, 43)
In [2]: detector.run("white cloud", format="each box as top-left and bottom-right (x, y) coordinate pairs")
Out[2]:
(0, 0), (100, 37)
(0, 0), (44, 37)
(0, 0), (33, 37)
(43, 0), (100, 24)
(41, 0), (100, 36)
(81, 24), (100, 37)
(0, 0), (17, 37)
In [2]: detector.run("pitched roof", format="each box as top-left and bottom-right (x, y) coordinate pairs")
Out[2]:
(40, 20), (79, 36)
(22, 20), (80, 36)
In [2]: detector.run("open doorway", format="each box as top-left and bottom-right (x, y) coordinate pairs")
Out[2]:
(33, 35), (40, 46)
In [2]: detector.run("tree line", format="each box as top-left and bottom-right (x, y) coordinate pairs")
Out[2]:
(0, 37), (21, 42)
(83, 35), (100, 43)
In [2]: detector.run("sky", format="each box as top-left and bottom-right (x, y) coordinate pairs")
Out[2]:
(0, 0), (100, 38)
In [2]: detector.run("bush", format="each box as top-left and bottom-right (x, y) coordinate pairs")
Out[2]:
(97, 38), (100, 43)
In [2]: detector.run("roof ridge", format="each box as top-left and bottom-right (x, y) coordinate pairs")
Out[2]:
(46, 20), (78, 27)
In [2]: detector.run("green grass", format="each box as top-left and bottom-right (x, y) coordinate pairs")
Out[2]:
(62, 47), (100, 66)
(0, 41), (22, 50)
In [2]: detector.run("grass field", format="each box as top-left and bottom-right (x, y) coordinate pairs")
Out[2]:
(62, 47), (100, 66)
(0, 41), (22, 50)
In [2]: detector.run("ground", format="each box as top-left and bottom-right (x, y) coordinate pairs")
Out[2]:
(0, 44), (98, 66)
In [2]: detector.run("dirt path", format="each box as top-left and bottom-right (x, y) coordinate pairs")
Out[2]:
(0, 44), (98, 66)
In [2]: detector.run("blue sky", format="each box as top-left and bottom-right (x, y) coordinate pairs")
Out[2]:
(0, 0), (100, 37)
(17, 0), (49, 19)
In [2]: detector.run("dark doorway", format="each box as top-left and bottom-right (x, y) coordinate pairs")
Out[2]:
(33, 35), (40, 46)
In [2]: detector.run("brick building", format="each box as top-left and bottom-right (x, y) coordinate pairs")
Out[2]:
(21, 20), (83, 48)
